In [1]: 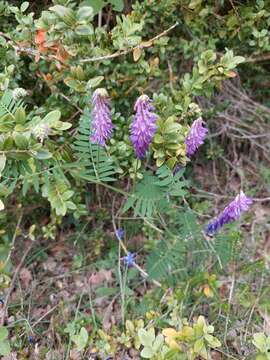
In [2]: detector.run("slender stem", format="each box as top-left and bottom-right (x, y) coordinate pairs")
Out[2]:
(65, 291), (84, 360)
(111, 200), (162, 287)
(132, 159), (139, 192)
(0, 242), (34, 326)
(118, 240), (124, 325)
(87, 283), (97, 331)
(98, 10), (102, 27)
(224, 271), (235, 344)
(3, 212), (23, 269)
(80, 22), (179, 63)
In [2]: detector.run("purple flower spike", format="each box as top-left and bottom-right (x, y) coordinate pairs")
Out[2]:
(130, 95), (158, 159)
(90, 88), (113, 146)
(205, 191), (253, 235)
(185, 117), (208, 157)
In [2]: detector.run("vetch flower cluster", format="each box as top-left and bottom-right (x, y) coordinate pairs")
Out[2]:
(185, 117), (208, 157)
(90, 88), (113, 146)
(89, 90), (253, 236)
(205, 190), (253, 235)
(130, 94), (158, 159)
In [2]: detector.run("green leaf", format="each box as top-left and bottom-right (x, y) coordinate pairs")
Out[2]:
(71, 327), (88, 351)
(14, 133), (28, 149)
(95, 287), (118, 297)
(20, 2), (29, 12)
(87, 76), (104, 89)
(62, 190), (74, 200)
(53, 121), (72, 131)
(109, 0), (124, 11)
(141, 347), (154, 358)
(0, 36), (7, 47)
(75, 25), (94, 36)
(73, 110), (117, 183)
(49, 5), (76, 26)
(65, 79), (85, 92)
(15, 107), (26, 124)
(194, 338), (204, 353)
(189, 0), (202, 9)
(0, 340), (10, 356)
(253, 333), (267, 352)
(153, 334), (164, 351)
(204, 334), (221, 347)
(0, 327), (8, 341)
(77, 6), (94, 20)
(82, 0), (105, 15)
(0, 155), (6, 174)
(42, 110), (61, 125)
(138, 328), (155, 347)
(34, 149), (52, 160)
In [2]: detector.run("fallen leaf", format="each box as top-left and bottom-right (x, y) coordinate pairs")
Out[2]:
(19, 267), (32, 287)
(69, 349), (81, 360)
(2, 352), (18, 360)
(42, 258), (57, 272)
(211, 350), (222, 360)
(89, 270), (112, 286)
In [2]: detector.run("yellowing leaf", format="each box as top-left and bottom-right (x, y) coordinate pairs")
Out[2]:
(167, 339), (181, 350)
(227, 70), (237, 78)
(203, 284), (214, 298)
(141, 40), (153, 48)
(133, 47), (142, 62)
(162, 328), (177, 338)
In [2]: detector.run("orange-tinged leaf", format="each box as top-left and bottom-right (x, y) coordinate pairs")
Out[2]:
(162, 328), (178, 338)
(227, 70), (237, 78)
(37, 44), (48, 54)
(56, 46), (69, 63)
(203, 284), (214, 298)
(168, 339), (181, 350)
(43, 73), (53, 82)
(35, 29), (46, 45)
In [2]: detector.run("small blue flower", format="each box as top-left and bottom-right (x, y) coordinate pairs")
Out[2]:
(173, 165), (184, 175)
(28, 335), (35, 344)
(123, 252), (136, 267)
(115, 228), (124, 240)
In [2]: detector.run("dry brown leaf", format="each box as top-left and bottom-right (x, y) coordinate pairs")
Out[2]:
(211, 350), (223, 360)
(89, 269), (112, 286)
(2, 353), (18, 360)
(133, 47), (142, 62)
(69, 349), (81, 360)
(42, 258), (57, 272)
(19, 267), (32, 287)
(257, 308), (270, 335)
